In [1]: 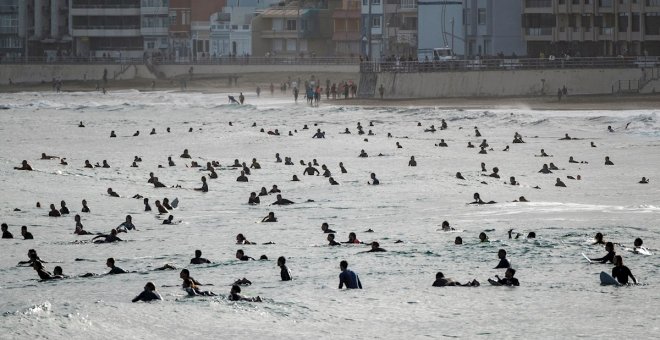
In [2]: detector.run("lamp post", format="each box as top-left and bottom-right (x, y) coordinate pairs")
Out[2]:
(367, 0), (372, 60)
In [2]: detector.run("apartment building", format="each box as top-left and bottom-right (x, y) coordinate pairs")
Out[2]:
(190, 0), (225, 60)
(383, 0), (418, 57)
(522, 0), (660, 57)
(14, 0), (71, 59)
(0, 0), (20, 57)
(464, 0), (524, 57)
(210, 0), (279, 57)
(251, 1), (333, 57)
(333, 0), (361, 56)
(361, 0), (384, 59)
(70, 0), (143, 58)
(141, 0), (169, 56)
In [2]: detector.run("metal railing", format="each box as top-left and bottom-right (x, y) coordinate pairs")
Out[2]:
(361, 56), (660, 73)
(0, 56), (362, 66)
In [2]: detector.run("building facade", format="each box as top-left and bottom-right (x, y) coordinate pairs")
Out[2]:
(360, 0), (384, 59)
(209, 0), (277, 58)
(0, 0), (21, 58)
(383, 0), (418, 58)
(464, 0), (525, 58)
(522, 0), (660, 57)
(141, 0), (169, 57)
(332, 0), (361, 56)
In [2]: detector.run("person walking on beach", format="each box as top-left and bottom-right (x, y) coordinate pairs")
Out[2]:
(379, 84), (384, 99)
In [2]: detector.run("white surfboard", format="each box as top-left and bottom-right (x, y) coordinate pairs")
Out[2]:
(600, 271), (620, 286)
(582, 253), (592, 263)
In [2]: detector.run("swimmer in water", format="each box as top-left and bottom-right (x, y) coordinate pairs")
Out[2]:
(607, 125), (614, 132)
(555, 178), (566, 187)
(180, 149), (191, 158)
(48, 204), (61, 217)
(133, 131), (139, 137)
(181, 269), (216, 296)
(269, 185), (281, 193)
(539, 164), (552, 174)
(432, 272), (479, 287)
(474, 127), (481, 137)
(81, 199), (90, 213)
(162, 215), (175, 225)
(437, 139), (448, 147)
(110, 130), (116, 138)
(593, 232), (605, 245)
(18, 249), (44, 266)
(116, 215), (136, 232)
(612, 256), (637, 285)
(132, 282), (162, 302)
(14, 160), (33, 171)
(41, 153), (59, 160)
(408, 156), (417, 167)
(369, 173), (380, 185)
(604, 156), (614, 165)
(494, 249), (511, 269)
(153, 177), (166, 188)
(278, 256), (292, 281)
(236, 171), (248, 182)
(154, 200), (168, 214)
(258, 187), (268, 196)
(195, 176), (209, 191)
(365, 241), (386, 252)
(559, 133), (572, 140)
(396, 142), (402, 149)
(481, 163), (487, 172)
(455, 236), (463, 245)
(59, 200), (69, 214)
(1, 223), (12, 238)
(312, 129), (325, 138)
(424, 125), (436, 132)
(549, 163), (559, 170)
(479, 232), (489, 243)
(467, 142), (475, 148)
(339, 162), (347, 173)
(591, 141), (597, 148)
(488, 268), (520, 286)
(32, 261), (63, 281)
(321, 164), (331, 177)
(589, 242), (616, 263)
(502, 145), (509, 152)
(105, 258), (128, 274)
(107, 188), (119, 197)
(21, 226), (33, 239)
(327, 233), (341, 246)
(639, 177), (649, 184)
(479, 147), (487, 154)
(343, 232), (363, 244)
(488, 167), (500, 178)
(74, 214), (92, 235)
(248, 192), (260, 205)
(439, 221), (454, 231)
(228, 284), (262, 302)
(329, 177), (339, 185)
(275, 153), (282, 163)
(456, 172), (465, 180)
(167, 157), (175, 167)
(538, 149), (550, 157)
(338, 260), (362, 289)
(470, 193), (495, 204)
(359, 149), (368, 158)
(190, 250), (211, 264)
(515, 196), (528, 202)
(272, 194), (294, 205)
(236, 233), (255, 245)
(509, 176), (519, 185)
(236, 249), (254, 261)
(321, 222), (336, 233)
(262, 212), (277, 222)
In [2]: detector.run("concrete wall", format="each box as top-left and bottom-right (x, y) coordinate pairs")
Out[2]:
(0, 63), (359, 85)
(377, 68), (647, 98)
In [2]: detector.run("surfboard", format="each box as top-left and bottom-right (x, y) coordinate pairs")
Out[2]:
(600, 271), (620, 286)
(582, 253), (592, 263)
(626, 247), (653, 256)
(171, 198), (179, 209)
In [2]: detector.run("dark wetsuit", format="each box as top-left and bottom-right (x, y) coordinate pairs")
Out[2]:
(280, 265), (292, 281)
(273, 198), (294, 205)
(592, 251), (615, 264)
(2, 231), (13, 238)
(236, 176), (248, 182)
(132, 290), (162, 302)
(371, 178), (380, 185)
(329, 240), (341, 246)
(49, 210), (61, 217)
(495, 258), (511, 269)
(368, 247), (386, 252)
(339, 269), (362, 289)
(612, 266), (634, 284)
(107, 266), (127, 274)
(60, 207), (70, 214)
(95, 234), (122, 243)
(238, 255), (253, 261)
(190, 257), (211, 264)
(304, 166), (319, 176)
(496, 277), (520, 286)
(23, 232), (33, 239)
(82, 206), (90, 213)
(249, 197), (260, 204)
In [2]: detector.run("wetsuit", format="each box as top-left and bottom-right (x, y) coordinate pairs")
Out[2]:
(60, 207), (70, 214)
(190, 257), (211, 264)
(368, 248), (386, 252)
(236, 176), (248, 182)
(249, 196), (260, 204)
(82, 206), (90, 213)
(132, 290), (162, 302)
(107, 266), (127, 274)
(238, 255), (253, 261)
(117, 221), (136, 231)
(339, 269), (362, 289)
(495, 258), (510, 269)
(49, 210), (61, 217)
(497, 277), (519, 286)
(304, 166), (319, 175)
(269, 188), (281, 194)
(280, 265), (292, 281)
(273, 198), (294, 205)
(612, 266), (635, 284)
(23, 232), (33, 239)
(592, 251), (615, 264)
(371, 178), (380, 185)
(2, 231), (13, 238)
(94, 234), (122, 243)
(329, 240), (341, 246)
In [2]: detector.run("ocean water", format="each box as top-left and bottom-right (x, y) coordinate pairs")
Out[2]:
(0, 90), (659, 339)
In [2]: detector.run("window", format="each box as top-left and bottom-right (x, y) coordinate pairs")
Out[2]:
(373, 0), (380, 4)
(286, 39), (296, 51)
(169, 11), (176, 25)
(483, 40), (490, 55)
(478, 8), (486, 25)
(147, 41), (155, 49)
(372, 16), (381, 28)
(286, 19), (297, 31)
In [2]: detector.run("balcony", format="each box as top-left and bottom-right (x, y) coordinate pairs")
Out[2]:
(140, 7), (168, 15)
(525, 27), (553, 40)
(72, 27), (141, 37)
(260, 30), (299, 39)
(71, 7), (140, 16)
(141, 26), (168, 35)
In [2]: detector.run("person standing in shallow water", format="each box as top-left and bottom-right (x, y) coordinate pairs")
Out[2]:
(338, 260), (362, 289)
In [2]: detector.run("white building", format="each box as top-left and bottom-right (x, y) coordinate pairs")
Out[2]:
(210, 0), (278, 58)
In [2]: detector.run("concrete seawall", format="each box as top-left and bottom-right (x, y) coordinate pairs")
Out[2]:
(0, 63), (360, 86)
(373, 68), (659, 98)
